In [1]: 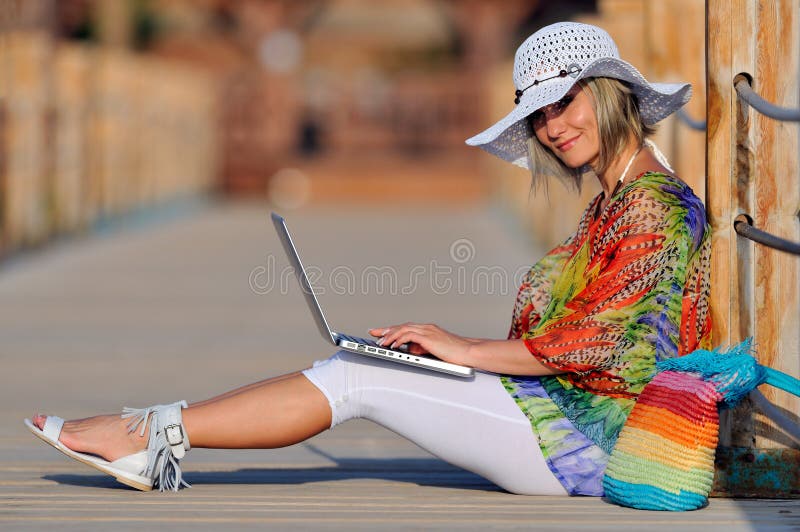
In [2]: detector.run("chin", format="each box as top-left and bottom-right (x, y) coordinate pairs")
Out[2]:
(559, 155), (593, 170)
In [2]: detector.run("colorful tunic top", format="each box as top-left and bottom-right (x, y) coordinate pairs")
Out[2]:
(504, 172), (712, 496)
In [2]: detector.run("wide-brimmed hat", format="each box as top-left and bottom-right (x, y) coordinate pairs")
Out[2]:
(465, 22), (692, 169)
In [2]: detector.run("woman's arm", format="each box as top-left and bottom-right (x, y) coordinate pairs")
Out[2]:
(464, 338), (565, 376)
(368, 324), (563, 376)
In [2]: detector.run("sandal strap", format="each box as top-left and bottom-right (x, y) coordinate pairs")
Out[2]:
(42, 416), (65, 442)
(161, 404), (189, 459)
(121, 400), (191, 491)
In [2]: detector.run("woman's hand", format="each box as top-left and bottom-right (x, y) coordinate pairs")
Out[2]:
(368, 323), (478, 365)
(369, 323), (565, 376)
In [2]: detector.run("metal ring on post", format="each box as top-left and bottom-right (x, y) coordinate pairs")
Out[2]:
(733, 214), (800, 255)
(734, 78), (800, 122)
(676, 108), (706, 131)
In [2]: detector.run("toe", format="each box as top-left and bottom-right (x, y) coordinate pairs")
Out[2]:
(32, 414), (46, 430)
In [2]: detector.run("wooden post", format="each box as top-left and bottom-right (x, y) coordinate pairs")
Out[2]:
(643, 0), (707, 198)
(3, 31), (52, 248)
(707, 0), (800, 496)
(53, 45), (91, 232)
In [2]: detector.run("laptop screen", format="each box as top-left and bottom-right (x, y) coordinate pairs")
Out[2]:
(271, 212), (338, 345)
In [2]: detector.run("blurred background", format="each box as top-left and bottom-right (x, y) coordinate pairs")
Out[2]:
(0, 0), (706, 258)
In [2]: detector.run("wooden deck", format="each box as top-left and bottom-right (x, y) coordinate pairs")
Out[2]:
(1, 202), (797, 530)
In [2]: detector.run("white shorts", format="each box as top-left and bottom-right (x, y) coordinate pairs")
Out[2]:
(302, 350), (567, 495)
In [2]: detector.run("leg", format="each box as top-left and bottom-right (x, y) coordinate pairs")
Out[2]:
(183, 372), (330, 449)
(32, 370), (331, 461)
(190, 370), (304, 408)
(32, 351), (568, 495)
(303, 351), (568, 496)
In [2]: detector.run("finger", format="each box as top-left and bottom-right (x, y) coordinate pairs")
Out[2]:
(380, 325), (426, 347)
(389, 331), (425, 350)
(376, 326), (403, 346)
(368, 327), (391, 337)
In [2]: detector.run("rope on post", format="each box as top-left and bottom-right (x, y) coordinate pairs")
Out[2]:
(750, 389), (800, 444)
(733, 215), (800, 255)
(734, 78), (800, 121)
(676, 107), (707, 130)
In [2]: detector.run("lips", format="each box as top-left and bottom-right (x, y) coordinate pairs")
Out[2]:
(556, 135), (581, 151)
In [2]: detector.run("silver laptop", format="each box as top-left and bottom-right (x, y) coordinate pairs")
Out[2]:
(271, 213), (474, 378)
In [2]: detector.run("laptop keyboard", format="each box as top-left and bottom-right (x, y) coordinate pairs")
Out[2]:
(337, 333), (410, 352)
(337, 333), (379, 347)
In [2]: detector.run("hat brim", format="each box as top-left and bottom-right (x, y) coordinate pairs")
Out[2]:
(465, 57), (691, 169)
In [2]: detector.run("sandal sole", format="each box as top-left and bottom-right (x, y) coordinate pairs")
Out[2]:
(24, 418), (153, 492)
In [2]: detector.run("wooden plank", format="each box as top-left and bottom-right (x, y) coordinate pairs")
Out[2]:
(727, 0), (759, 448)
(706, 0), (736, 374)
(714, 447), (800, 496)
(751, 0), (800, 446)
(708, 0), (769, 449)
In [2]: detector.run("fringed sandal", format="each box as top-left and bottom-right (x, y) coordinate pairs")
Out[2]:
(24, 400), (191, 492)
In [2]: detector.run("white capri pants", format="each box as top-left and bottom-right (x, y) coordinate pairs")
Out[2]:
(302, 350), (567, 496)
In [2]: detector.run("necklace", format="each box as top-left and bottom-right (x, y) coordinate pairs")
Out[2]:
(596, 145), (642, 218)
(615, 145), (642, 188)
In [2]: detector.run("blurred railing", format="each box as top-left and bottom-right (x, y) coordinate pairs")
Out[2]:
(325, 74), (481, 155)
(0, 31), (218, 257)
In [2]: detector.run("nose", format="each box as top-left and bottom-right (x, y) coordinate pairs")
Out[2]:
(544, 109), (566, 139)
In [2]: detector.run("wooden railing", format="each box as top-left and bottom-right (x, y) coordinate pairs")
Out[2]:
(0, 31), (218, 256)
(319, 74), (482, 155)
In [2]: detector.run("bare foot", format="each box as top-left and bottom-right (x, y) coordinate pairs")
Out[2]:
(33, 413), (148, 462)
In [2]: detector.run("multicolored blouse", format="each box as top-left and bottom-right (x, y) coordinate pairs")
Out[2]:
(504, 172), (712, 496)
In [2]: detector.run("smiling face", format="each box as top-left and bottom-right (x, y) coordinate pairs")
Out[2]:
(530, 84), (600, 170)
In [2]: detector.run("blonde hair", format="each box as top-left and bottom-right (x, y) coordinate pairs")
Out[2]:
(526, 77), (656, 192)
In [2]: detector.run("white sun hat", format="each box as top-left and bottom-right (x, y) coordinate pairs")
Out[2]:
(465, 22), (692, 169)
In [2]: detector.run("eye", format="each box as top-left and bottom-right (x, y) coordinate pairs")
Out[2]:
(555, 95), (574, 110)
(530, 109), (544, 123)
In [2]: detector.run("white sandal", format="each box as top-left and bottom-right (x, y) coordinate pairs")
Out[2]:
(24, 400), (191, 492)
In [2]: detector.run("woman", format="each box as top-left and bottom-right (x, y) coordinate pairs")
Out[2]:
(26, 22), (711, 496)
